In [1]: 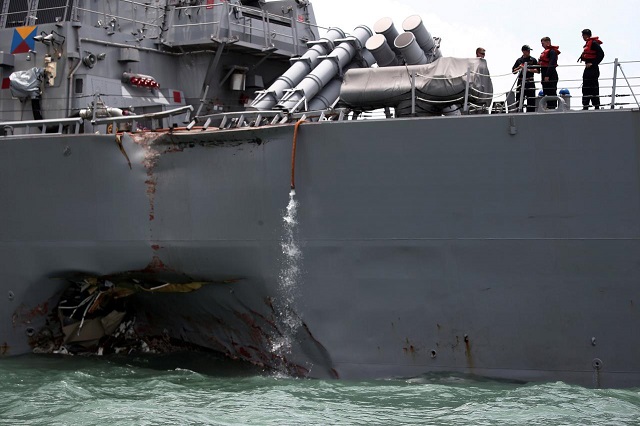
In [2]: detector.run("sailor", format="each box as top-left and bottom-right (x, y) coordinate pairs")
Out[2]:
(538, 37), (560, 109)
(476, 47), (486, 58)
(512, 45), (539, 112)
(579, 29), (605, 110)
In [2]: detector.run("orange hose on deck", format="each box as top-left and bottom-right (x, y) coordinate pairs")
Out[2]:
(290, 119), (306, 190)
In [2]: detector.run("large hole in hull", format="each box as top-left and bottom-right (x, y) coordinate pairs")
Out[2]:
(31, 271), (242, 358)
(30, 270), (338, 379)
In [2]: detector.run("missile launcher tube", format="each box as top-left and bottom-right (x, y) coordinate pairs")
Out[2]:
(276, 25), (373, 112)
(365, 34), (399, 67)
(402, 15), (436, 55)
(250, 27), (345, 110)
(306, 77), (342, 111)
(394, 32), (428, 65)
(307, 50), (376, 111)
(373, 17), (400, 53)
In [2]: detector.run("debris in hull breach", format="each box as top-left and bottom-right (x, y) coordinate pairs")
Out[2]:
(31, 270), (337, 378)
(31, 270), (231, 355)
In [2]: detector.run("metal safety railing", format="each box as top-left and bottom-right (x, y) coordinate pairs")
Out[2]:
(0, 104), (357, 139)
(0, 0), (165, 36)
(1, 117), (83, 136)
(185, 107), (349, 131)
(492, 59), (640, 113)
(72, 0), (165, 39)
(0, 0), (73, 28)
(163, 1), (314, 56)
(93, 105), (194, 133)
(0, 106), (193, 138)
(399, 58), (640, 117)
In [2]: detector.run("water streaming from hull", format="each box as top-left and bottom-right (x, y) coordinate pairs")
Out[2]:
(271, 190), (303, 370)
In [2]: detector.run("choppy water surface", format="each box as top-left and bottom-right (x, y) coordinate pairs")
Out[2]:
(1, 354), (639, 425)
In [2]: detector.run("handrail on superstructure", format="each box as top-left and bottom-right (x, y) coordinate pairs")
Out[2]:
(0, 0), (71, 27)
(73, 6), (164, 32)
(77, 0), (165, 34)
(165, 1), (303, 53)
(1, 1), (164, 32)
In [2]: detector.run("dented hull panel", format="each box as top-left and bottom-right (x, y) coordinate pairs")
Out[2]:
(1, 110), (640, 387)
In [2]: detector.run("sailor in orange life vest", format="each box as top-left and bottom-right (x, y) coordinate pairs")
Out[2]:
(539, 37), (560, 109)
(579, 28), (605, 110)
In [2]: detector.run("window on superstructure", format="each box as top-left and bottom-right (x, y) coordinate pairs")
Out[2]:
(74, 77), (83, 94)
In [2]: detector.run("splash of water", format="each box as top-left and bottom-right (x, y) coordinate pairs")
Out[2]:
(280, 189), (302, 290)
(271, 189), (303, 362)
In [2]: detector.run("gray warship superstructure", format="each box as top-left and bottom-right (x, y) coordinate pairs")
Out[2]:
(1, 0), (639, 388)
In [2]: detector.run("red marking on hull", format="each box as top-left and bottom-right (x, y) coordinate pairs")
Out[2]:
(142, 256), (169, 273)
(12, 302), (49, 326)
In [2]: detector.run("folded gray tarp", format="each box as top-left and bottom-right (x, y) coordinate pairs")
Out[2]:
(339, 57), (493, 111)
(9, 67), (43, 99)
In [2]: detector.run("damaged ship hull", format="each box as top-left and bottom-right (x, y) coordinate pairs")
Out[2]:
(2, 109), (640, 387)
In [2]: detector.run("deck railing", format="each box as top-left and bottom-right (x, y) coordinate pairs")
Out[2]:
(397, 58), (640, 117)
(0, 106), (193, 137)
(1, 117), (83, 136)
(482, 59), (640, 114)
(185, 108), (349, 131)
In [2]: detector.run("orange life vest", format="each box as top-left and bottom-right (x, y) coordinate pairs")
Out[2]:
(582, 37), (602, 60)
(539, 45), (560, 67)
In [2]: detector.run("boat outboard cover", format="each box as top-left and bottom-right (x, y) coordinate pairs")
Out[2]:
(339, 57), (492, 111)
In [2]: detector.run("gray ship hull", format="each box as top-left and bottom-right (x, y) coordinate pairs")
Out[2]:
(2, 109), (640, 387)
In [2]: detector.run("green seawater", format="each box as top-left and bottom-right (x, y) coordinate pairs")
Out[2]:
(1, 354), (639, 425)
